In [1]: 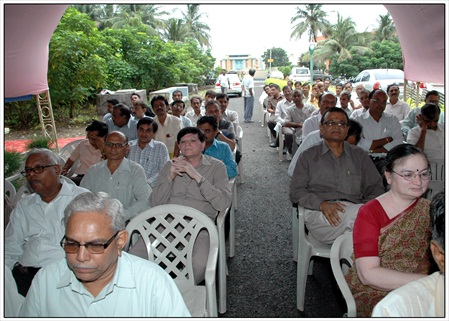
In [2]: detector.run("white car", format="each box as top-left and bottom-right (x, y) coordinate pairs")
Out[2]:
(353, 69), (405, 92)
(269, 70), (285, 80)
(215, 73), (242, 97)
(289, 67), (310, 83)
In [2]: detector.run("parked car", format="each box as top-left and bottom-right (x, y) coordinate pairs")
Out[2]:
(215, 73), (242, 97)
(353, 69), (405, 92)
(289, 67), (310, 83)
(269, 70), (284, 80)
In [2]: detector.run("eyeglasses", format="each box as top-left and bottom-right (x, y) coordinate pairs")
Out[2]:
(60, 231), (119, 254)
(104, 141), (128, 148)
(323, 121), (349, 128)
(391, 170), (432, 181)
(21, 164), (57, 176)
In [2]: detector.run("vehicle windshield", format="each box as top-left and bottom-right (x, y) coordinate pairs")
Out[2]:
(294, 68), (308, 75)
(373, 70), (404, 80)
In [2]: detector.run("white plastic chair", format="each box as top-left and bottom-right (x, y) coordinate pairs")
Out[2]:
(228, 178), (237, 258)
(330, 233), (357, 317)
(5, 179), (16, 201)
(237, 125), (244, 184)
(125, 204), (219, 317)
(59, 139), (84, 177)
(294, 204), (332, 311)
(58, 139), (84, 161)
(216, 206), (231, 314)
(426, 159), (445, 199)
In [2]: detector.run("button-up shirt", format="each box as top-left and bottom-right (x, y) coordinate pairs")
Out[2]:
(19, 252), (190, 317)
(153, 114), (183, 156)
(4, 181), (89, 269)
(105, 117), (138, 141)
(127, 139), (170, 187)
(290, 141), (384, 210)
(203, 139), (238, 179)
(81, 158), (150, 221)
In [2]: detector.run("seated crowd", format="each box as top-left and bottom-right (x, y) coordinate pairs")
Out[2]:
(5, 83), (444, 317)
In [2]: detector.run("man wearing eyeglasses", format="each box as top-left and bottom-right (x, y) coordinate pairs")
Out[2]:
(5, 149), (90, 297)
(80, 131), (150, 221)
(290, 108), (384, 244)
(19, 192), (190, 317)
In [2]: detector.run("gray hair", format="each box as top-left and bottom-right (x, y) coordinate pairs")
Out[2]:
(64, 192), (125, 232)
(26, 148), (60, 164)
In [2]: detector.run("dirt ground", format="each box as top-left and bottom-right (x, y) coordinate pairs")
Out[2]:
(5, 124), (87, 141)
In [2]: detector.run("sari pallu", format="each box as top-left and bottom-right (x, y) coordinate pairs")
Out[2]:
(346, 198), (431, 317)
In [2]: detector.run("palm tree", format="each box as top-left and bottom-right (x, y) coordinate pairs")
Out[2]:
(311, 13), (372, 64)
(162, 18), (189, 43)
(106, 4), (168, 36)
(290, 4), (330, 43)
(375, 13), (396, 41)
(177, 4), (211, 48)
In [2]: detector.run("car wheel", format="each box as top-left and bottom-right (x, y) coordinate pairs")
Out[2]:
(238, 93), (242, 97)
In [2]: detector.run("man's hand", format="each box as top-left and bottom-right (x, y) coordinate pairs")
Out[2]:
(416, 114), (428, 131)
(319, 201), (346, 227)
(169, 157), (202, 182)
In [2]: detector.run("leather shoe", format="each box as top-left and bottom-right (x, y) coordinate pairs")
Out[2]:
(269, 142), (278, 148)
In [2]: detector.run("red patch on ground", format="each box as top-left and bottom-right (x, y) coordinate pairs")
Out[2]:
(5, 136), (84, 153)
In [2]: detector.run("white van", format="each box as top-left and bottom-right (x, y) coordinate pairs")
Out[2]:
(289, 67), (310, 83)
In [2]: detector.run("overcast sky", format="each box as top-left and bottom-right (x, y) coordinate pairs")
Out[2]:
(162, 3), (388, 64)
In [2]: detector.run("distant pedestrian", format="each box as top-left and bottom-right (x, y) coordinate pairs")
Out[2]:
(218, 69), (230, 94)
(242, 68), (256, 123)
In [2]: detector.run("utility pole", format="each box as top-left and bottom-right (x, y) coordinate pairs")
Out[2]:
(309, 43), (316, 83)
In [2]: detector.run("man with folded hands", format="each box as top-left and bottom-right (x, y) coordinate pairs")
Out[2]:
(290, 107), (384, 244)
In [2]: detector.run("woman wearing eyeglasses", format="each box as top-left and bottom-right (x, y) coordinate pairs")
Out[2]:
(346, 144), (432, 317)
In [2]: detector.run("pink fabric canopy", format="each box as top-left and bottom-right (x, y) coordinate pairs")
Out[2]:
(4, 5), (68, 99)
(385, 4), (445, 84)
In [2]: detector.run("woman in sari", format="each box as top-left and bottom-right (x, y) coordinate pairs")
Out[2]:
(346, 144), (432, 317)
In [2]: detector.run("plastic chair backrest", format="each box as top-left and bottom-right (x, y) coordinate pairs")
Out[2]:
(59, 139), (84, 161)
(125, 204), (219, 285)
(330, 233), (357, 317)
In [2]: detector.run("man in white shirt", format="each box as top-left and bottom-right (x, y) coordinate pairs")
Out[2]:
(372, 191), (445, 317)
(302, 92), (337, 139)
(339, 90), (353, 116)
(217, 69), (230, 94)
(5, 149), (89, 296)
(217, 92), (239, 134)
(185, 96), (204, 124)
(385, 84), (410, 121)
(19, 192), (190, 317)
(349, 89), (370, 118)
(406, 103), (444, 162)
(242, 68), (256, 123)
(150, 95), (183, 158)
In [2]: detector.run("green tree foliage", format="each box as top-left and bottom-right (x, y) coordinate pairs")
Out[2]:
(329, 40), (403, 78)
(262, 47), (291, 67)
(48, 8), (111, 118)
(290, 4), (330, 43)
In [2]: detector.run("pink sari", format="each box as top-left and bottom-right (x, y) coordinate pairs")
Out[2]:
(346, 198), (431, 317)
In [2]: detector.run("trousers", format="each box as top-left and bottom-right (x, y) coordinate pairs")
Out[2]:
(243, 96), (255, 121)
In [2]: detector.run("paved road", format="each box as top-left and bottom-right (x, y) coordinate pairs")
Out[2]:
(222, 81), (345, 317)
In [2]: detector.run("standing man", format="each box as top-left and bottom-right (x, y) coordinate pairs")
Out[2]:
(127, 117), (170, 188)
(5, 149), (89, 296)
(385, 84), (411, 121)
(242, 68), (256, 123)
(290, 108), (384, 244)
(218, 69), (230, 94)
(19, 192), (190, 317)
(81, 131), (150, 221)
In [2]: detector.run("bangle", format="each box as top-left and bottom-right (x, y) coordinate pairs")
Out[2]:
(197, 176), (206, 187)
